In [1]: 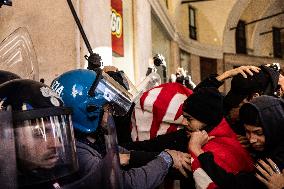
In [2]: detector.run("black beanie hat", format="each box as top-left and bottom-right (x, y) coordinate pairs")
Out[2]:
(183, 87), (223, 127)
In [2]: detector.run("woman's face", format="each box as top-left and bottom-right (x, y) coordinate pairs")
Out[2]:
(244, 124), (265, 151)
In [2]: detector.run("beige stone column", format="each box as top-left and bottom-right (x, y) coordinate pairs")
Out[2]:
(217, 58), (225, 92)
(189, 54), (200, 85)
(80, 0), (112, 68)
(133, 0), (152, 84)
(169, 41), (180, 75)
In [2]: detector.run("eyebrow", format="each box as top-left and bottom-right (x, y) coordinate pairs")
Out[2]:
(246, 128), (262, 132)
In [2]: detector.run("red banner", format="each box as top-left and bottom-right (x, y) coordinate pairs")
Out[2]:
(111, 0), (124, 56)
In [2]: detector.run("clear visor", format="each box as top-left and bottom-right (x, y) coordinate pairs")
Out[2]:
(14, 114), (78, 186)
(94, 72), (132, 116)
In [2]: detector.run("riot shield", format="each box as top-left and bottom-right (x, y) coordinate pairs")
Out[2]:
(132, 72), (161, 103)
(62, 111), (123, 189)
(0, 27), (39, 80)
(0, 109), (16, 189)
(101, 110), (123, 189)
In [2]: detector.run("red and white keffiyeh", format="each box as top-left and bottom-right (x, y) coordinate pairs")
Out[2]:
(190, 118), (254, 189)
(131, 82), (192, 141)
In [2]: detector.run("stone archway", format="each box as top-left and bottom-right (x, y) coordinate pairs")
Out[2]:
(222, 0), (250, 53)
(252, 0), (282, 56)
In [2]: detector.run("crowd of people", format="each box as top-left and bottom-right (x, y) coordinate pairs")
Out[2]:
(0, 62), (284, 189)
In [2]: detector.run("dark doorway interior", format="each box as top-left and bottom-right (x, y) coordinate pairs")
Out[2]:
(200, 57), (217, 81)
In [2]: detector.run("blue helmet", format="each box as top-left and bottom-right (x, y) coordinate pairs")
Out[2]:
(51, 69), (132, 134)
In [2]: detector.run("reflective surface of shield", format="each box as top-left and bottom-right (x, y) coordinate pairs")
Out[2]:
(0, 109), (17, 189)
(100, 111), (123, 189)
(0, 27), (39, 80)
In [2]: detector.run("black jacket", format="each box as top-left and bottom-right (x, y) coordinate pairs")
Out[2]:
(198, 152), (265, 189)
(121, 129), (188, 153)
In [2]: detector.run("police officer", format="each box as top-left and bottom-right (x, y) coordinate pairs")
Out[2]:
(0, 79), (78, 189)
(51, 69), (191, 189)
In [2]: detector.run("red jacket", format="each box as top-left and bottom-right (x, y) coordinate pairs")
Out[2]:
(190, 118), (254, 189)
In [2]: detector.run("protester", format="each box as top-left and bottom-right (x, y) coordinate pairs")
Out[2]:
(184, 87), (253, 188)
(195, 65), (282, 148)
(189, 95), (284, 189)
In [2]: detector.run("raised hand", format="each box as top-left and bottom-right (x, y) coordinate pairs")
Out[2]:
(188, 130), (215, 157)
(216, 65), (260, 82)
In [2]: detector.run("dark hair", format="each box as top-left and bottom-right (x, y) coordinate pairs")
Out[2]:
(239, 104), (261, 126)
(224, 65), (280, 111)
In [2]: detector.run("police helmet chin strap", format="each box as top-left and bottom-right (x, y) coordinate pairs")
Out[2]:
(88, 69), (103, 96)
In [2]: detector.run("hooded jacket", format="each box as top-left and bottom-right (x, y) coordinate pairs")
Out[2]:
(241, 95), (284, 170)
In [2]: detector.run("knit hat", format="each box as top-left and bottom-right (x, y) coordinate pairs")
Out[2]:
(183, 87), (223, 127)
(224, 65), (279, 110)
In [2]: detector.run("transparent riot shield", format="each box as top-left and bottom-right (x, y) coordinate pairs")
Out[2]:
(132, 72), (161, 104)
(0, 27), (39, 80)
(0, 109), (16, 189)
(101, 110), (123, 189)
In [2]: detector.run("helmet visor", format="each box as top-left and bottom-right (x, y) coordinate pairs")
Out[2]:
(94, 72), (132, 116)
(14, 110), (78, 187)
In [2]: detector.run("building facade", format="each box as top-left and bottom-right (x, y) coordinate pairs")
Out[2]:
(0, 0), (283, 92)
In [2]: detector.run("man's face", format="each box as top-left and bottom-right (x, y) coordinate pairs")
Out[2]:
(16, 122), (62, 170)
(183, 112), (206, 131)
(244, 124), (265, 151)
